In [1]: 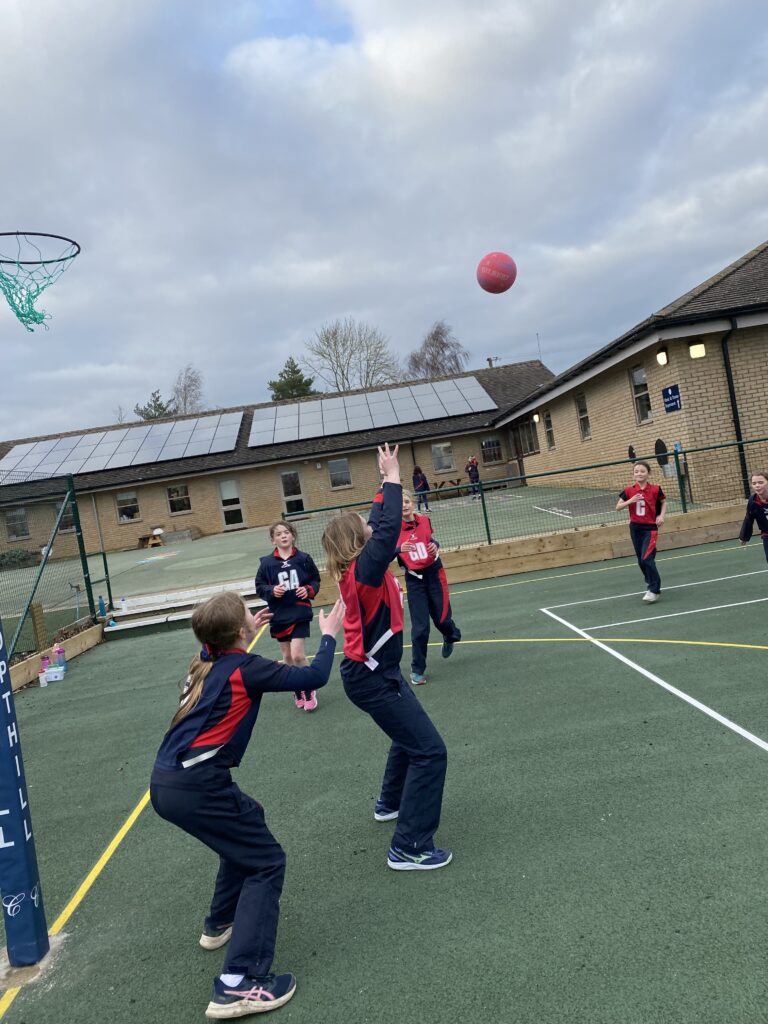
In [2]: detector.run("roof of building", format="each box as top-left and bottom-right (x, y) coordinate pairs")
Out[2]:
(501, 239), (768, 420)
(0, 361), (553, 501)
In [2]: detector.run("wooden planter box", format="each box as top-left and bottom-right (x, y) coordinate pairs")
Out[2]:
(9, 623), (104, 692)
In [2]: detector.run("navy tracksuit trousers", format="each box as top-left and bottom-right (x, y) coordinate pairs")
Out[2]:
(629, 523), (661, 594)
(405, 566), (461, 676)
(342, 669), (447, 853)
(150, 769), (285, 978)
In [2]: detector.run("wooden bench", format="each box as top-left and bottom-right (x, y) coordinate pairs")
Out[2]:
(138, 528), (165, 549)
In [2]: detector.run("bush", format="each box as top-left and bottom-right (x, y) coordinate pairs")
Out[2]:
(0, 549), (39, 570)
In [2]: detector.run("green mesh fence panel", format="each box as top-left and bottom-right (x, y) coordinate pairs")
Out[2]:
(0, 472), (90, 662)
(284, 438), (766, 569)
(0, 232), (80, 331)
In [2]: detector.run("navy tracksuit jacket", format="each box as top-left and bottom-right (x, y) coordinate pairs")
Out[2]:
(739, 494), (768, 561)
(343, 483), (447, 853)
(150, 639), (335, 978)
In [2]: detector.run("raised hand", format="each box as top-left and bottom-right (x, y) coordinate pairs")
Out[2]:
(377, 442), (400, 484)
(319, 597), (346, 637)
(253, 608), (273, 628)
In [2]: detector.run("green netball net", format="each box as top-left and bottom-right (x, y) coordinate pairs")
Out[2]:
(0, 232), (80, 331)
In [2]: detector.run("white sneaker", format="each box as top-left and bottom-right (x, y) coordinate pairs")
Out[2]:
(643, 591), (659, 603)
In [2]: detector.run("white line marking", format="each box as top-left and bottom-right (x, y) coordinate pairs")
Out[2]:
(540, 607), (768, 754)
(583, 596), (768, 630)
(547, 569), (768, 610)
(532, 505), (573, 519)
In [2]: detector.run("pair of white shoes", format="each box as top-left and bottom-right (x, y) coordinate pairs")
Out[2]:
(642, 591), (659, 603)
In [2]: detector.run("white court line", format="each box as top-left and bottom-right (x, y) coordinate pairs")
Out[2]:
(583, 596), (768, 631)
(547, 569), (768, 610)
(532, 506), (573, 519)
(540, 607), (768, 755)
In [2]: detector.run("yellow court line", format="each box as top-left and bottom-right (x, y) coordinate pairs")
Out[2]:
(331, 635), (768, 654)
(0, 989), (19, 1017)
(422, 636), (768, 652)
(450, 543), (741, 597)
(0, 624), (271, 1019)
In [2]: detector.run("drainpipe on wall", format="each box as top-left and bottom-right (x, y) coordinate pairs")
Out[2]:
(91, 493), (105, 551)
(720, 317), (750, 498)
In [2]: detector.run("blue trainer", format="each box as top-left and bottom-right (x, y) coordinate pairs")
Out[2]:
(441, 629), (461, 659)
(410, 672), (426, 685)
(206, 973), (296, 1018)
(374, 798), (399, 821)
(387, 845), (453, 871)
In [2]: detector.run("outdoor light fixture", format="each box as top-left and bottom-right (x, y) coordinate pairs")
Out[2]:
(532, 412), (540, 423)
(688, 341), (706, 359)
(656, 346), (669, 366)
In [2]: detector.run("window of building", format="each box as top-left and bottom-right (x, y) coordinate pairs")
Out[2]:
(481, 437), (503, 465)
(512, 418), (539, 457)
(116, 490), (141, 523)
(5, 507), (29, 541)
(55, 499), (75, 532)
(167, 485), (192, 515)
(328, 458), (352, 488)
(431, 442), (455, 472)
(630, 365), (652, 423)
(575, 394), (591, 440)
(543, 411), (555, 450)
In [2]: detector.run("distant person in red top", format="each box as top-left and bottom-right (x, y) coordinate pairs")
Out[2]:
(616, 461), (667, 603)
(397, 491), (461, 685)
(739, 470), (768, 562)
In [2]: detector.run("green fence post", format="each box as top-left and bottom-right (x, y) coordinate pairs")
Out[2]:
(67, 476), (96, 619)
(673, 449), (687, 514)
(478, 481), (492, 544)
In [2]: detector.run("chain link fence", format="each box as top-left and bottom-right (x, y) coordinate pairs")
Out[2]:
(0, 471), (94, 661)
(286, 438), (762, 570)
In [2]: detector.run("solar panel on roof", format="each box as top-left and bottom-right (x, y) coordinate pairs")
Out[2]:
(0, 411), (244, 482)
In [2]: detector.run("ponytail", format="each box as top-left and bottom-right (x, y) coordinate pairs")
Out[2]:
(167, 591), (246, 729)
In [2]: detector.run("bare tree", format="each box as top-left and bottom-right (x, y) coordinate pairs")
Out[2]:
(406, 320), (470, 379)
(302, 317), (401, 392)
(171, 364), (205, 415)
(113, 404), (128, 424)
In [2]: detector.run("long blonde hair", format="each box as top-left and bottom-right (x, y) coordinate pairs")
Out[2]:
(169, 592), (246, 728)
(322, 512), (367, 581)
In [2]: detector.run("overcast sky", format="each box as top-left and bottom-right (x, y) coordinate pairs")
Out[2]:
(1, 0), (767, 441)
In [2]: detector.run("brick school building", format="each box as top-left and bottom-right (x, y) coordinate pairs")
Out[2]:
(498, 240), (768, 500)
(0, 362), (551, 558)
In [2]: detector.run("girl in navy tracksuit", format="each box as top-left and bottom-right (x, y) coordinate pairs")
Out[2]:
(321, 443), (451, 872)
(255, 522), (321, 712)
(397, 491), (461, 685)
(616, 460), (667, 602)
(739, 470), (768, 560)
(150, 591), (343, 1020)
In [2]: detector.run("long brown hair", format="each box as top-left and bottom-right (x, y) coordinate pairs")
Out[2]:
(169, 592), (246, 728)
(322, 512), (367, 581)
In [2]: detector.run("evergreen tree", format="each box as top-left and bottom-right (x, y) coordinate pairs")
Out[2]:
(268, 357), (318, 400)
(133, 389), (175, 420)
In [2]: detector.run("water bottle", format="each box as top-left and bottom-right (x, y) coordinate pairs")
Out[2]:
(54, 646), (67, 672)
(40, 655), (50, 673)
(120, 597), (128, 614)
(98, 594), (107, 617)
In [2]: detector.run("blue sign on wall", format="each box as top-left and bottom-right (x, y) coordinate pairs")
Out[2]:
(663, 384), (682, 412)
(0, 616), (49, 965)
